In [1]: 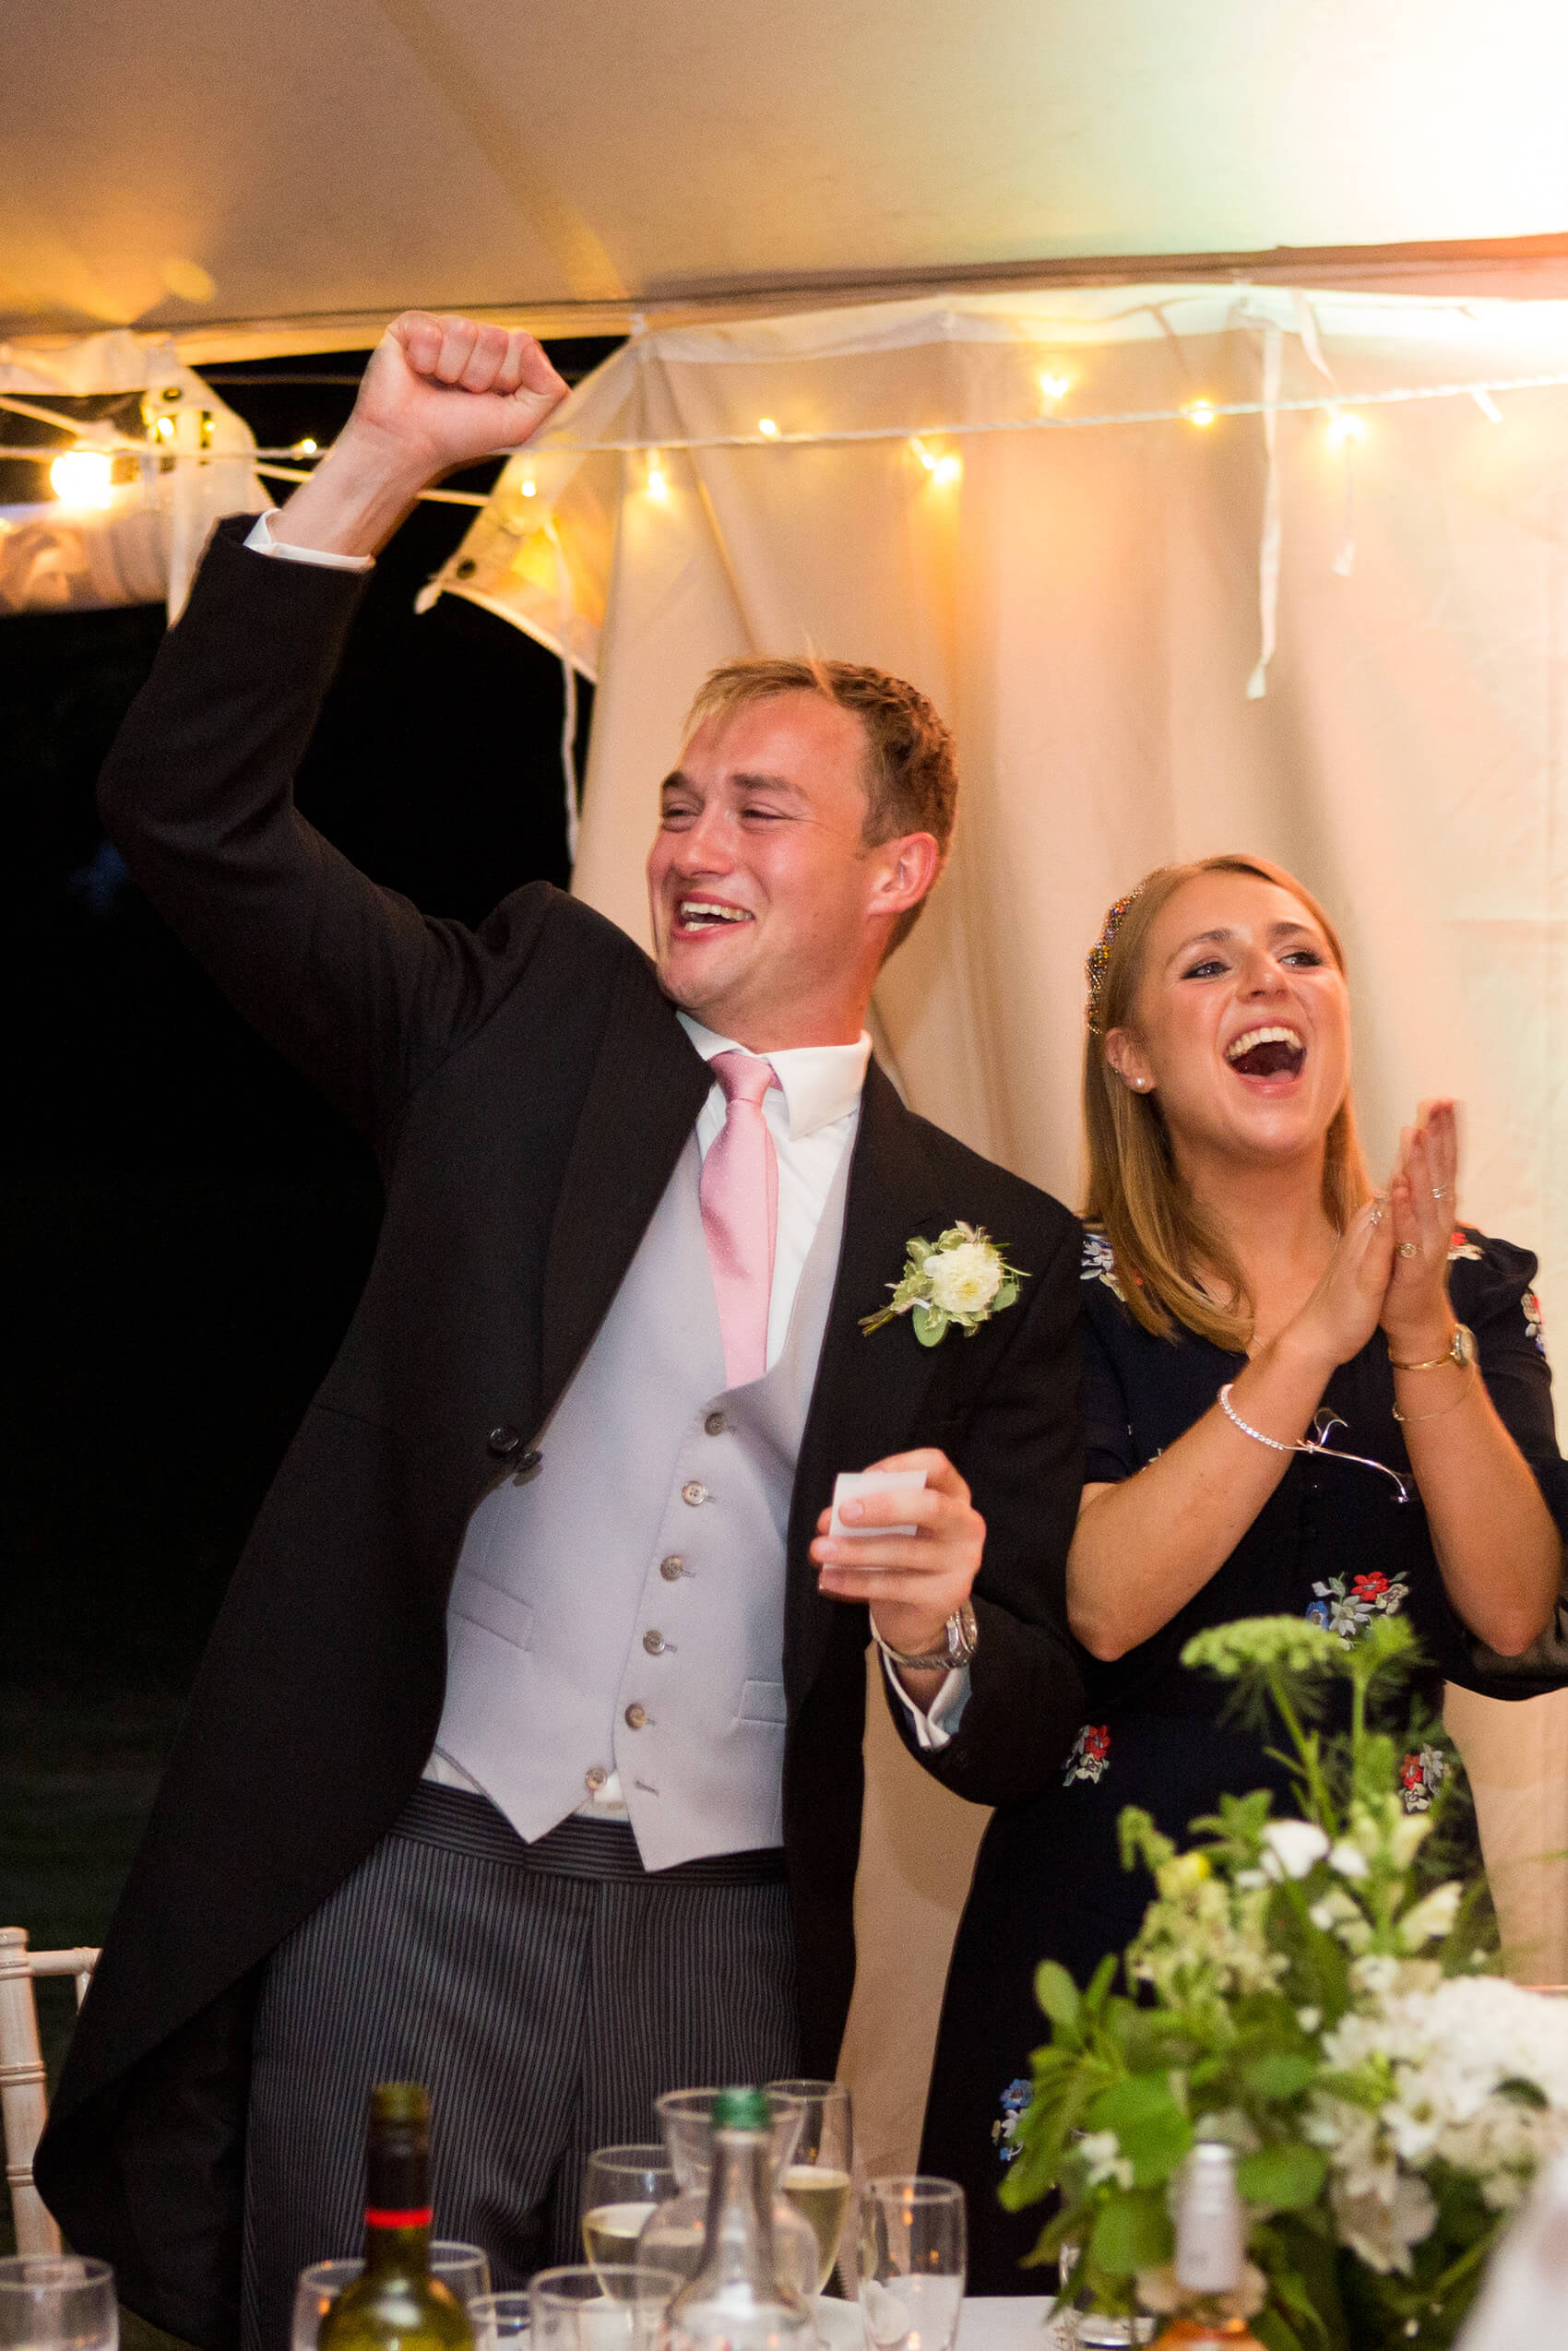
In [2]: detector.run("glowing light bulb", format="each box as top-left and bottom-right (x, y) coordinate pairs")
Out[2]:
(1039, 372), (1072, 405)
(911, 437), (937, 470)
(757, 417), (779, 437)
(49, 449), (114, 507)
(647, 457), (669, 500)
(1325, 410), (1366, 447)
(519, 473), (538, 498)
(1183, 399), (1217, 429)
(153, 414), (175, 444)
(932, 453), (962, 485)
(291, 436), (318, 457)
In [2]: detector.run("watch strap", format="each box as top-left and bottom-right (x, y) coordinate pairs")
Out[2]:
(877, 1600), (979, 1673)
(1390, 1323), (1477, 1373)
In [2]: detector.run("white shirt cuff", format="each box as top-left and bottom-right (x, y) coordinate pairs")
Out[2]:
(244, 509), (374, 574)
(875, 1639), (972, 1751)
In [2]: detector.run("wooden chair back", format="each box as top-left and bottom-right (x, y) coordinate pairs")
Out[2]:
(0, 1928), (99, 2255)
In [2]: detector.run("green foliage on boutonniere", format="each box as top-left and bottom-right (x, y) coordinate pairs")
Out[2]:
(860, 1221), (1027, 1348)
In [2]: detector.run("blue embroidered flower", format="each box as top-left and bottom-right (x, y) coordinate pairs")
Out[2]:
(1305, 1598), (1332, 1630)
(1525, 1290), (1547, 1358)
(1080, 1229), (1126, 1302)
(992, 2076), (1032, 2165)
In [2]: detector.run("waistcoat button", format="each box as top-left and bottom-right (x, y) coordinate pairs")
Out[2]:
(682, 1480), (708, 1506)
(584, 1764), (607, 1791)
(487, 1424), (521, 1456)
(642, 1630), (667, 1656)
(624, 1703), (647, 1730)
(659, 1555), (684, 1581)
(705, 1410), (728, 1437)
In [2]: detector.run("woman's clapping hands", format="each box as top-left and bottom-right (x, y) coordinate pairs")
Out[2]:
(1285, 1099), (1458, 1371)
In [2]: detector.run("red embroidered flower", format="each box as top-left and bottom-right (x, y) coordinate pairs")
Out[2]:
(1083, 1726), (1111, 1763)
(1401, 1753), (1424, 1790)
(1352, 1572), (1390, 1601)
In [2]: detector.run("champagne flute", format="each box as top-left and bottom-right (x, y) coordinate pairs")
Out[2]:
(0, 2258), (118, 2351)
(857, 2179), (966, 2351)
(766, 2079), (854, 2292)
(581, 2146), (677, 2286)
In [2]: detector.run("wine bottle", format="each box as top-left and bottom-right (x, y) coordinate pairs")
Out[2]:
(1148, 2143), (1265, 2348)
(320, 2083), (474, 2351)
(663, 2087), (816, 2351)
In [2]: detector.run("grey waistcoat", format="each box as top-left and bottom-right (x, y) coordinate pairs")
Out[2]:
(432, 1134), (850, 1871)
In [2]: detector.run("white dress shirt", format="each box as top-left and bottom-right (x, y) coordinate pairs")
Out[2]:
(251, 518), (970, 1785)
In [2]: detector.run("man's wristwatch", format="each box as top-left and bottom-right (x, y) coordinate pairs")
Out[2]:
(1389, 1324), (1479, 1373)
(877, 1600), (979, 1673)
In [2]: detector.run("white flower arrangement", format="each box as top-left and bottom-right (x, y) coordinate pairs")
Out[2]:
(860, 1221), (1026, 1347)
(1004, 1614), (1568, 2350)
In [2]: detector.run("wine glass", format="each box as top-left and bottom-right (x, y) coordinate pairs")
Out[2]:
(581, 2145), (677, 2286)
(292, 2246), (493, 2350)
(470, 2292), (530, 2351)
(529, 2266), (681, 2351)
(766, 2078), (854, 2292)
(656, 2088), (804, 2191)
(857, 2179), (966, 2351)
(0, 2258), (117, 2351)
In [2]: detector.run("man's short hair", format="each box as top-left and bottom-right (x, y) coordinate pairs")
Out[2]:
(683, 656), (957, 952)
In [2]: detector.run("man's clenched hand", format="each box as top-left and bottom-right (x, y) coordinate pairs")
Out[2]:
(267, 312), (570, 560)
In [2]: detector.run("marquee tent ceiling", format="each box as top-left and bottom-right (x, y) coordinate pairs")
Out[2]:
(9, 0), (1568, 359)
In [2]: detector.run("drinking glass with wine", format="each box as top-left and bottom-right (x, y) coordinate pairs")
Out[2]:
(580, 2148), (677, 2288)
(766, 2080), (853, 2294)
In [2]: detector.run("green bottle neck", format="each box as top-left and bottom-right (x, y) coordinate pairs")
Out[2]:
(362, 2214), (434, 2276)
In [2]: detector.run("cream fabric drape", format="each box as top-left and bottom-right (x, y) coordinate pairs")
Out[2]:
(437, 284), (1568, 2171)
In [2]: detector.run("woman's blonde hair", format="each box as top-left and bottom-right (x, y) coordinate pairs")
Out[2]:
(1083, 853), (1372, 1348)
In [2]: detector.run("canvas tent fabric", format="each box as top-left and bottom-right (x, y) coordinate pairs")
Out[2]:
(0, 331), (264, 615)
(427, 282), (1568, 2167)
(11, 0), (1568, 356)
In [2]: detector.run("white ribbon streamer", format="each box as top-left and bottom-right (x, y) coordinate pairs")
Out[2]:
(1246, 323), (1283, 702)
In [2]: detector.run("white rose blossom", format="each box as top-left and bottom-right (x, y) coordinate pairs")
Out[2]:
(925, 1240), (1004, 1317)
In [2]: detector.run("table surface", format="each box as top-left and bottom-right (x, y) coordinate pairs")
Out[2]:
(818, 2296), (1063, 2351)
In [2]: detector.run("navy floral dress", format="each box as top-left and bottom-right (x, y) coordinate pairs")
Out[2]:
(920, 1223), (1568, 2292)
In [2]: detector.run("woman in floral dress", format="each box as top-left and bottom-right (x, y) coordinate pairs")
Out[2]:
(920, 853), (1568, 2290)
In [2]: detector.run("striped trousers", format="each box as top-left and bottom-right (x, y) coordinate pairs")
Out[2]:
(240, 1784), (798, 2351)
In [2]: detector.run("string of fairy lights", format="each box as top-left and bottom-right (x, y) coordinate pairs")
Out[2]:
(5, 362), (1568, 520)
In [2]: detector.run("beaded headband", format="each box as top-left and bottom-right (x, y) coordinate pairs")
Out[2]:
(1085, 884), (1146, 1033)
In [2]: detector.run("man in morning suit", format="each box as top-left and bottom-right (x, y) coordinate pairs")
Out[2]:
(36, 315), (1085, 2351)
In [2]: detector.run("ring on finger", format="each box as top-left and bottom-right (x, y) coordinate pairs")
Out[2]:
(1396, 1240), (1420, 1259)
(1431, 1185), (1451, 1202)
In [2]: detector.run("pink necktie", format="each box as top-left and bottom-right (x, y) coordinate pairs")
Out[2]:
(700, 1051), (779, 1388)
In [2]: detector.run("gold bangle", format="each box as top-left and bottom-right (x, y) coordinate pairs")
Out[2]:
(1392, 1367), (1478, 1424)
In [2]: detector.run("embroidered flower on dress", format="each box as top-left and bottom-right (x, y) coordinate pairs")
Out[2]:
(1400, 1745), (1447, 1815)
(1063, 1723), (1111, 1786)
(1447, 1229), (1484, 1264)
(1308, 1571), (1411, 1644)
(992, 2076), (1032, 2164)
(1524, 1290), (1548, 1357)
(1081, 1229), (1126, 1302)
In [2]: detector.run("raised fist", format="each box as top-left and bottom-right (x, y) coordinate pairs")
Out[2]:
(346, 312), (571, 484)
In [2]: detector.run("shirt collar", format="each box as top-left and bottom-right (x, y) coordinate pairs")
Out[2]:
(677, 1012), (872, 1141)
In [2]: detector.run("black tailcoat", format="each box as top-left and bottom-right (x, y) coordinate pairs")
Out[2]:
(36, 519), (1085, 2348)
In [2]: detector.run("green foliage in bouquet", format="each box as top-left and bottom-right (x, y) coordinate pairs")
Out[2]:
(1000, 1616), (1568, 2351)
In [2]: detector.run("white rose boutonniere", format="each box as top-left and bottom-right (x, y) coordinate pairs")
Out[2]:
(860, 1221), (1027, 1348)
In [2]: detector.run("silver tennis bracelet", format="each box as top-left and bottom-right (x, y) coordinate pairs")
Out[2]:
(1217, 1382), (1410, 1504)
